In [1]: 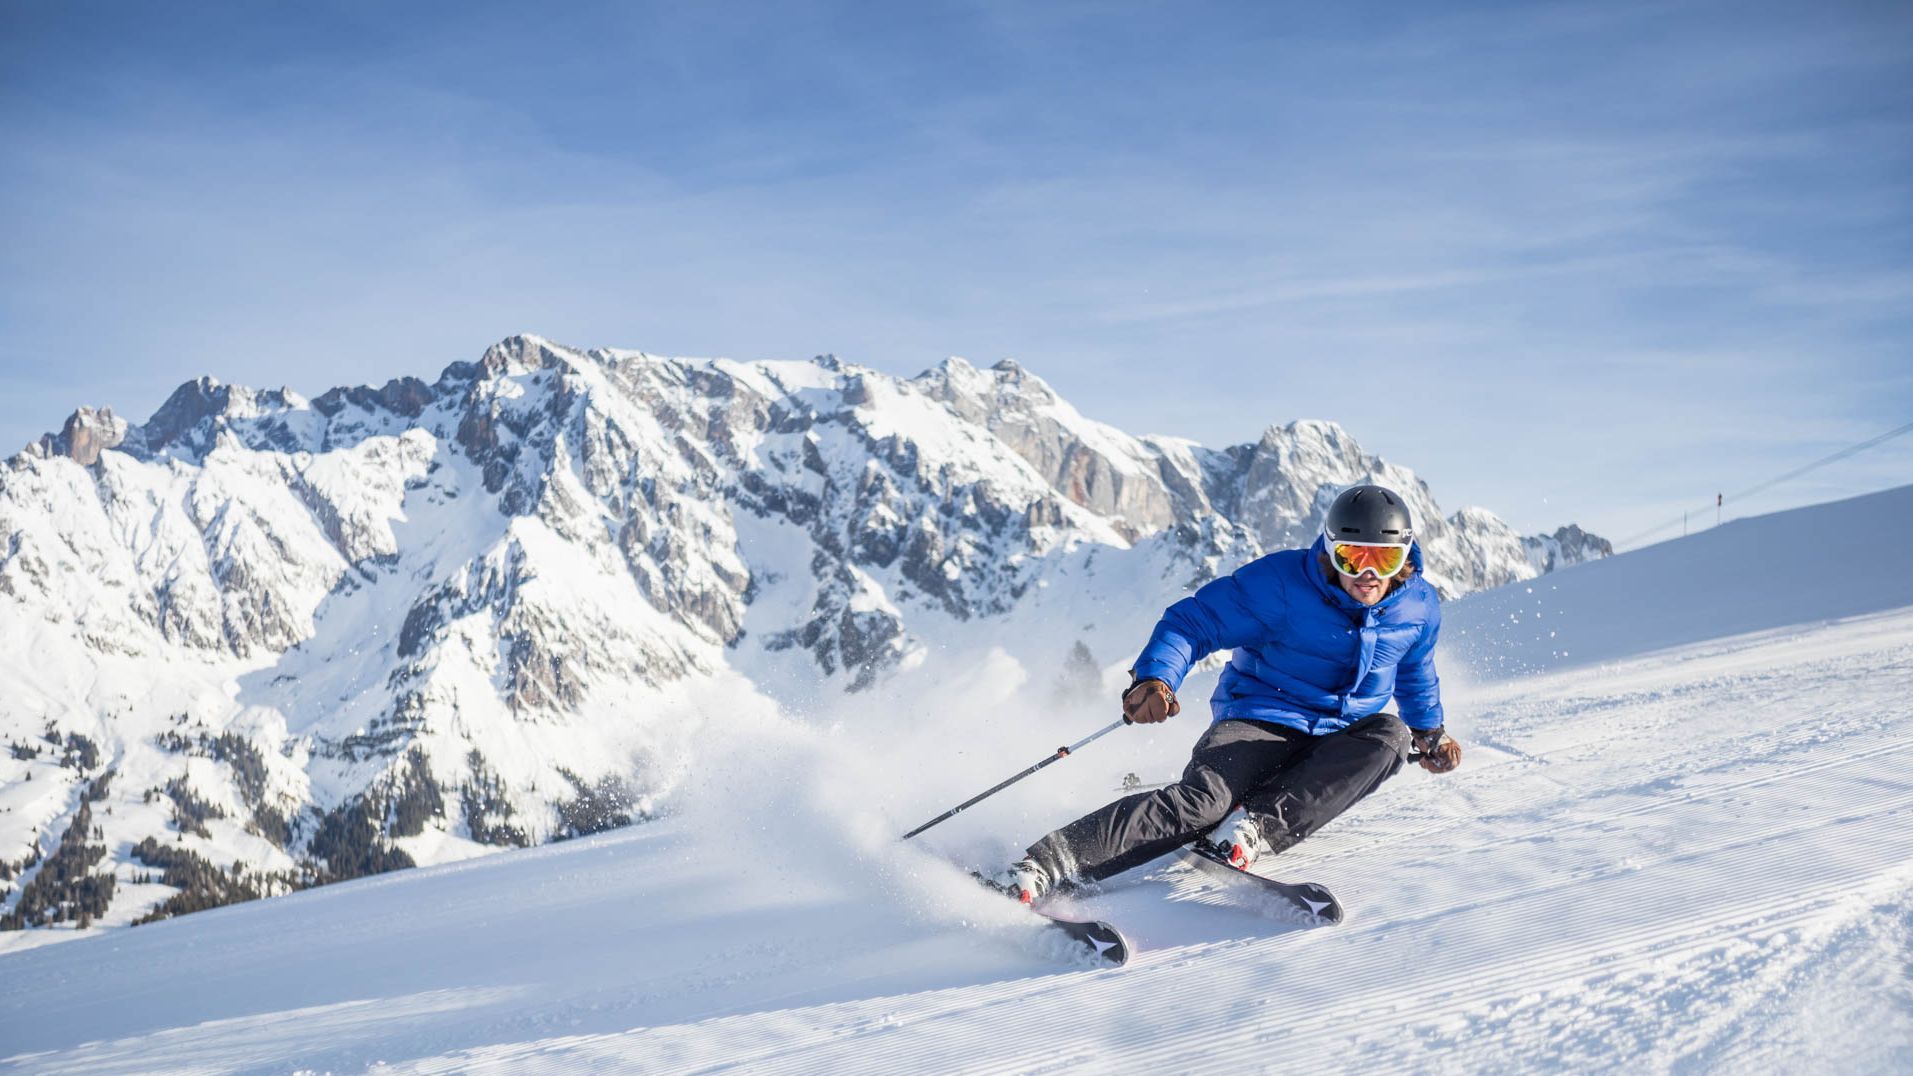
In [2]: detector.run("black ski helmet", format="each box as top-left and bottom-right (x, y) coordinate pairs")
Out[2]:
(1324, 484), (1413, 545)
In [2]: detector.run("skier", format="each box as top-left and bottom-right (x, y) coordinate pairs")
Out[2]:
(986, 483), (1462, 904)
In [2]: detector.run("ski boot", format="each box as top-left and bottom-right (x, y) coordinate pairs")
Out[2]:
(976, 856), (1054, 905)
(1207, 807), (1271, 871)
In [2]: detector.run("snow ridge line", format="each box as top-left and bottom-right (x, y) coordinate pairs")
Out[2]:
(1685, 877), (1913, 1071)
(417, 957), (1130, 1076)
(1279, 727), (1913, 875)
(1371, 785), (1913, 942)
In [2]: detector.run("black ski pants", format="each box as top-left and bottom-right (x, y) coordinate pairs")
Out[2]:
(1025, 713), (1412, 884)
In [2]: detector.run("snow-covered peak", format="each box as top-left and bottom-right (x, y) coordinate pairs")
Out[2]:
(471, 333), (597, 380)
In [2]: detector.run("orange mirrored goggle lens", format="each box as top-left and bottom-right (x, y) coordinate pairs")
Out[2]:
(1331, 541), (1408, 578)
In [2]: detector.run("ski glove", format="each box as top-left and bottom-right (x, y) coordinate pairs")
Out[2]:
(1122, 677), (1180, 724)
(1412, 727), (1461, 774)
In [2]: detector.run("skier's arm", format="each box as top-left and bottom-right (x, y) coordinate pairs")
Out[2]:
(1130, 566), (1278, 693)
(1397, 612), (1460, 772)
(1392, 606), (1445, 731)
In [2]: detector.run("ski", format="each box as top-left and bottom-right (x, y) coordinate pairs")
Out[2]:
(1176, 841), (1345, 925)
(1027, 907), (1131, 967)
(971, 870), (1131, 966)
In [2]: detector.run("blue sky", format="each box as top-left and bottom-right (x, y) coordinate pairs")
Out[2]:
(3, 0), (1908, 541)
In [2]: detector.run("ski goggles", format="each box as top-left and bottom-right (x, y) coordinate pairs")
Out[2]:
(1328, 539), (1410, 579)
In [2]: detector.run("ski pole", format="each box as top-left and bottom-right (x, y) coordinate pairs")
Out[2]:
(900, 717), (1130, 841)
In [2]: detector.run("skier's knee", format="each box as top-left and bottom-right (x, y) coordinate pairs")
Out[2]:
(1349, 712), (1412, 759)
(1162, 769), (1234, 829)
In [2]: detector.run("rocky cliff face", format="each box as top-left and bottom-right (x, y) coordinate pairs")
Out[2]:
(0, 335), (1607, 936)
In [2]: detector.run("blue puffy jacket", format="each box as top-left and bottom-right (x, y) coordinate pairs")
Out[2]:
(1130, 535), (1444, 734)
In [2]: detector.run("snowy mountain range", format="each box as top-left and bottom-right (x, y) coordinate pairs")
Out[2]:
(0, 334), (1609, 938)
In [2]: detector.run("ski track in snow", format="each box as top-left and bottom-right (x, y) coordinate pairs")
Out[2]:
(3, 598), (1910, 1073)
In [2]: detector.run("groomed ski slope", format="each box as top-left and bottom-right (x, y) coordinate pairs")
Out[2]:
(4, 487), (1913, 1073)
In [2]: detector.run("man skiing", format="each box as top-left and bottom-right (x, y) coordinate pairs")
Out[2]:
(987, 483), (1462, 904)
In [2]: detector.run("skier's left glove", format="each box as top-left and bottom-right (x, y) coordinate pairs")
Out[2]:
(1412, 727), (1461, 774)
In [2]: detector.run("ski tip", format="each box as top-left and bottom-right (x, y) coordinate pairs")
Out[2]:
(1308, 891), (1347, 926)
(1080, 921), (1131, 967)
(1041, 914), (1131, 967)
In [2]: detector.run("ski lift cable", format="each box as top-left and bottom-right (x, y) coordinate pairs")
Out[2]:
(1615, 418), (1913, 551)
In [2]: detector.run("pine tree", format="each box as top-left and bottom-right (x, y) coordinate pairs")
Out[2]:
(1053, 639), (1103, 703)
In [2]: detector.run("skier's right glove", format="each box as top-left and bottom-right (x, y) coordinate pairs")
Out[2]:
(1412, 727), (1462, 774)
(1122, 677), (1180, 724)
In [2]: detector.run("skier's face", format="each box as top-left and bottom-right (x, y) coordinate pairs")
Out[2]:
(1337, 567), (1389, 606)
